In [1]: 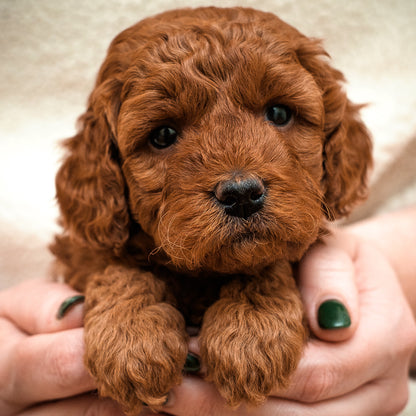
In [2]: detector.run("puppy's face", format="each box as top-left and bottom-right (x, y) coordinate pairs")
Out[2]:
(117, 22), (326, 273)
(57, 8), (371, 275)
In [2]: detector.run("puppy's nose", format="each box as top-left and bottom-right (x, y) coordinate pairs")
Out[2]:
(214, 177), (266, 219)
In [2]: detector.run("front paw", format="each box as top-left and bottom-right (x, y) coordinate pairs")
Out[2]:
(199, 299), (307, 407)
(85, 303), (188, 415)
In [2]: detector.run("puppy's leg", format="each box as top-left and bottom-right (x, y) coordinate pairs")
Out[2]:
(83, 265), (187, 415)
(199, 262), (307, 407)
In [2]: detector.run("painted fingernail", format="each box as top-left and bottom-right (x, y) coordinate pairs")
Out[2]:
(183, 353), (200, 373)
(318, 299), (351, 329)
(163, 392), (172, 406)
(57, 295), (85, 319)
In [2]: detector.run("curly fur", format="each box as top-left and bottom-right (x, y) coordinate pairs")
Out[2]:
(51, 7), (372, 415)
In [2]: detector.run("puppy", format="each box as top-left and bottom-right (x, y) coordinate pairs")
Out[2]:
(51, 6), (372, 415)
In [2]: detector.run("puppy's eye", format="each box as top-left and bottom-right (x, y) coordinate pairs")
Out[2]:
(149, 126), (178, 149)
(265, 105), (293, 127)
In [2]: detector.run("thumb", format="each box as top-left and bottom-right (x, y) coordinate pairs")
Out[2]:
(298, 232), (359, 342)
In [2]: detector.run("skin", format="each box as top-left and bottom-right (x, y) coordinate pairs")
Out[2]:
(0, 279), (123, 416)
(162, 214), (416, 416)
(0, 206), (415, 416)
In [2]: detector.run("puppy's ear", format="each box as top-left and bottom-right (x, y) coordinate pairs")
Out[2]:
(56, 78), (130, 251)
(296, 39), (373, 219)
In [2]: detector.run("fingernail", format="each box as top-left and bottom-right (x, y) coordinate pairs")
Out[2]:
(57, 295), (85, 319)
(163, 392), (171, 406)
(183, 353), (200, 373)
(142, 392), (172, 408)
(318, 299), (351, 329)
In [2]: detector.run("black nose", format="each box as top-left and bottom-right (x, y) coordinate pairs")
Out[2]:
(214, 177), (266, 219)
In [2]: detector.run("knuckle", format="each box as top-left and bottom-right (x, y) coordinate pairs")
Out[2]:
(7, 341), (29, 401)
(48, 338), (84, 389)
(297, 364), (336, 403)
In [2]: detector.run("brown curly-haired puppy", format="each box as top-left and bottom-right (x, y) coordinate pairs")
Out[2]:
(51, 6), (372, 415)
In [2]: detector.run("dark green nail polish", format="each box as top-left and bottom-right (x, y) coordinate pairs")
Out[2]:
(162, 393), (170, 406)
(57, 295), (85, 319)
(318, 299), (351, 329)
(183, 353), (200, 373)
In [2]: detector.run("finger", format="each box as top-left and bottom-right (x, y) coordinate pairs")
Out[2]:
(298, 233), (359, 342)
(273, 375), (409, 416)
(275, 338), (377, 402)
(8, 328), (95, 406)
(163, 374), (408, 416)
(267, 378), (409, 416)
(19, 394), (125, 416)
(188, 336), (200, 356)
(0, 279), (84, 335)
(280, 238), (412, 403)
(161, 376), (234, 416)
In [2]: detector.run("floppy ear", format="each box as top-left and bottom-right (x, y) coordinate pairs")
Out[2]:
(55, 78), (130, 251)
(296, 39), (373, 219)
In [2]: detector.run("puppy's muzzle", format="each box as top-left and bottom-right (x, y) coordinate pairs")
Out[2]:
(214, 175), (266, 219)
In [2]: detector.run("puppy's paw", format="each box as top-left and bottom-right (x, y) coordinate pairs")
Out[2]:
(85, 303), (188, 415)
(199, 300), (307, 407)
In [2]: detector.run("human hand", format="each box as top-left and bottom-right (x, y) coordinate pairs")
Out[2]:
(0, 278), (124, 416)
(156, 229), (416, 416)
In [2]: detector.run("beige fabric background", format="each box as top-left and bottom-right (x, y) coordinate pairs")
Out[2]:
(1, 0), (415, 413)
